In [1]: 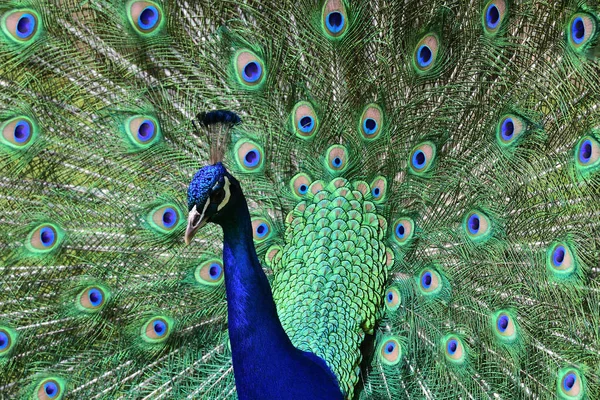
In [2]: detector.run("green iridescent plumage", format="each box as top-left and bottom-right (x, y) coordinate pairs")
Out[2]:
(1, 0), (600, 399)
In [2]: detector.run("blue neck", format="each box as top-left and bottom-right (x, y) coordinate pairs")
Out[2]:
(219, 195), (343, 400)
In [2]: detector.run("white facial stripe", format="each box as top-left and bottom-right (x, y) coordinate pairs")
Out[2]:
(218, 177), (231, 211)
(198, 197), (211, 224)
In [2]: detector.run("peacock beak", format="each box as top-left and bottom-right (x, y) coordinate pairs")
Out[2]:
(184, 203), (209, 245)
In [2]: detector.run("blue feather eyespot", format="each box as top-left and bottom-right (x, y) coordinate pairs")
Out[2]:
(558, 368), (585, 399)
(251, 218), (273, 242)
(378, 337), (402, 366)
(125, 116), (161, 149)
(325, 145), (349, 174)
(195, 259), (224, 286)
(26, 223), (64, 254)
(391, 217), (415, 246)
(413, 34), (439, 73)
(141, 316), (173, 343)
(496, 114), (526, 147)
(567, 13), (598, 52)
(292, 101), (318, 139)
(443, 335), (465, 364)
(127, 1), (164, 35)
(482, 1), (507, 35)
(491, 310), (518, 343)
(385, 286), (401, 311)
(575, 135), (600, 174)
(0, 326), (17, 357)
(1, 9), (41, 45)
(369, 177), (387, 203)
(547, 242), (576, 279)
(418, 268), (442, 296)
(35, 378), (65, 400)
(77, 286), (110, 312)
(148, 204), (182, 233)
(234, 50), (266, 88)
(409, 142), (436, 175)
(322, 0), (348, 39)
(359, 104), (384, 140)
(290, 173), (312, 199)
(1, 116), (38, 149)
(234, 139), (264, 172)
(463, 210), (492, 243)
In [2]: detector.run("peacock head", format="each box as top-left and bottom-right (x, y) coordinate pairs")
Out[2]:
(185, 162), (240, 244)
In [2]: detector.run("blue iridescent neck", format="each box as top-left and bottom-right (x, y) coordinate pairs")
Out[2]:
(218, 192), (343, 400)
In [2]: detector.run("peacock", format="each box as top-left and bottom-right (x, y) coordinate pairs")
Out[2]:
(1, 0), (600, 398)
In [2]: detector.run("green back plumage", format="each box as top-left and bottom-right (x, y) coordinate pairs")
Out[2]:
(1, 0), (600, 399)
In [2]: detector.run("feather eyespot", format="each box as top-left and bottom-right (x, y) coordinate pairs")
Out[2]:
(413, 34), (439, 73)
(148, 204), (182, 233)
(1, 9), (41, 45)
(234, 139), (264, 172)
(290, 173), (312, 199)
(27, 223), (64, 254)
(464, 210), (492, 243)
(325, 145), (349, 173)
(127, 1), (164, 35)
(359, 104), (383, 140)
(0, 326), (17, 357)
(195, 259), (224, 286)
(443, 335), (465, 364)
(568, 13), (598, 52)
(251, 218), (273, 242)
(378, 337), (402, 366)
(141, 316), (172, 343)
(496, 114), (526, 147)
(322, 0), (348, 39)
(292, 102), (318, 139)
(1, 116), (38, 149)
(125, 116), (161, 149)
(391, 218), (415, 246)
(409, 142), (436, 175)
(575, 135), (600, 173)
(492, 310), (518, 343)
(547, 242), (576, 279)
(385, 286), (401, 311)
(558, 368), (585, 399)
(483, 1), (507, 35)
(234, 50), (265, 88)
(369, 177), (387, 203)
(35, 378), (65, 400)
(77, 286), (109, 312)
(418, 268), (442, 296)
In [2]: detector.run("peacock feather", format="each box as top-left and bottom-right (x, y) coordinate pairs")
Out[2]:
(1, 0), (600, 399)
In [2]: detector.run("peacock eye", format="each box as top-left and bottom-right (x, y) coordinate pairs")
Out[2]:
(35, 377), (65, 400)
(0, 326), (17, 357)
(378, 337), (402, 365)
(496, 114), (526, 147)
(77, 286), (110, 312)
(211, 188), (225, 204)
(1, 116), (38, 149)
(1, 9), (42, 45)
(322, 0), (348, 39)
(558, 368), (585, 399)
(234, 50), (266, 88)
(128, 1), (164, 35)
(413, 34), (440, 73)
(141, 316), (173, 343)
(482, 0), (507, 35)
(443, 335), (466, 364)
(409, 142), (436, 175)
(568, 13), (598, 52)
(195, 259), (224, 286)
